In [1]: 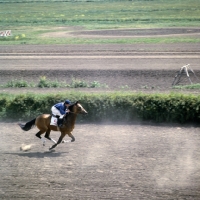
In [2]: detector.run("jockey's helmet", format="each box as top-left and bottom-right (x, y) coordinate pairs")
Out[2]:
(65, 99), (71, 104)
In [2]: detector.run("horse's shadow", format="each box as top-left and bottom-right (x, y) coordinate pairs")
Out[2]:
(4, 150), (67, 158)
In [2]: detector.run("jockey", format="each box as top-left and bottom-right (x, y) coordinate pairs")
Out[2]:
(51, 99), (71, 127)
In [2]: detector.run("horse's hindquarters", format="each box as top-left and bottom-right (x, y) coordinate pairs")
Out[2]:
(36, 114), (51, 130)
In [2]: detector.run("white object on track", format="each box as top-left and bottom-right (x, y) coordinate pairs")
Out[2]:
(20, 144), (32, 152)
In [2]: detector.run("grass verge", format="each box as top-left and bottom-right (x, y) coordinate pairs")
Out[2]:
(173, 83), (200, 90)
(0, 0), (200, 44)
(1, 77), (108, 89)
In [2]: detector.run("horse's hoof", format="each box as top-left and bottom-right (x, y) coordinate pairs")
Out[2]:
(49, 147), (53, 151)
(49, 143), (57, 150)
(49, 149), (54, 152)
(41, 137), (46, 146)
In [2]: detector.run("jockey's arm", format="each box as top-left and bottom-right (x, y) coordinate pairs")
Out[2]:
(59, 108), (65, 115)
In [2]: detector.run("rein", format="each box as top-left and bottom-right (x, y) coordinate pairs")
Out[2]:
(68, 111), (76, 114)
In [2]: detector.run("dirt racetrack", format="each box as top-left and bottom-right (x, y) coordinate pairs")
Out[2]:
(0, 123), (200, 200)
(0, 28), (200, 199)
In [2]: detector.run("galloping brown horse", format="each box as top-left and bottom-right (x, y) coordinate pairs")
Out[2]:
(18, 101), (87, 150)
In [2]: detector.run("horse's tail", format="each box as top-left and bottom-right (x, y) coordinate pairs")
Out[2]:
(18, 118), (36, 131)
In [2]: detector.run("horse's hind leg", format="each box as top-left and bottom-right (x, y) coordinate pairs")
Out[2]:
(35, 131), (44, 139)
(35, 130), (46, 146)
(44, 129), (56, 144)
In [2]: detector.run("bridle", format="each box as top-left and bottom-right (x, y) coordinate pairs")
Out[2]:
(68, 111), (76, 114)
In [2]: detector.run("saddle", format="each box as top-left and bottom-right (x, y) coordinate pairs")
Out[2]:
(50, 115), (58, 126)
(50, 114), (65, 127)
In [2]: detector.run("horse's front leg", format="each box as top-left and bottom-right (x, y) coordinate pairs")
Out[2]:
(49, 134), (65, 150)
(69, 133), (75, 142)
(62, 133), (75, 143)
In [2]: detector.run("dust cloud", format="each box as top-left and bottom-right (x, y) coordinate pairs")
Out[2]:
(153, 127), (200, 189)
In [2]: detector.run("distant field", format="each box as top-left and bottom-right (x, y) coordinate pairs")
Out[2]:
(0, 0), (200, 44)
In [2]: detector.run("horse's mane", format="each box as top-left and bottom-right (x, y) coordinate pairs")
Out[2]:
(68, 102), (75, 112)
(64, 101), (80, 118)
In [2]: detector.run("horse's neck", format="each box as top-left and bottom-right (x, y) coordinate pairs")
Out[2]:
(71, 114), (77, 124)
(67, 114), (77, 128)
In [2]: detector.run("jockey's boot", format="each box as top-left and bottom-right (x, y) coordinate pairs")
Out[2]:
(57, 117), (64, 128)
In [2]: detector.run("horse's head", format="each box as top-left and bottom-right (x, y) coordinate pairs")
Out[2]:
(68, 101), (88, 115)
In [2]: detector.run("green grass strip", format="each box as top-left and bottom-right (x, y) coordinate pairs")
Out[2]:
(1, 35), (200, 45)
(173, 83), (200, 89)
(1, 0), (200, 44)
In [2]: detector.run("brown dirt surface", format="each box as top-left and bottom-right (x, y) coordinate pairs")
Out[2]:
(0, 28), (200, 199)
(0, 123), (200, 199)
